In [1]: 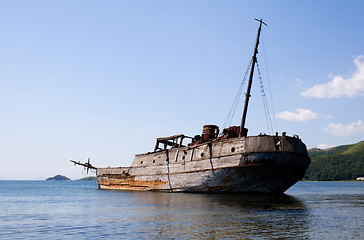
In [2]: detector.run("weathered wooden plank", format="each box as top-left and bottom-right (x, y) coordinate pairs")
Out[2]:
(96, 135), (310, 193)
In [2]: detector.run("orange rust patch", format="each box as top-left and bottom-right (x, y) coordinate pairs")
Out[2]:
(98, 176), (168, 191)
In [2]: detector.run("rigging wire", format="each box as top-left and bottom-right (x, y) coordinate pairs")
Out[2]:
(260, 34), (278, 132)
(221, 59), (252, 132)
(222, 31), (276, 135)
(256, 59), (274, 135)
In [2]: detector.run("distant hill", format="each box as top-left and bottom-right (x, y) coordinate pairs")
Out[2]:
(342, 141), (364, 155)
(304, 141), (364, 181)
(77, 176), (97, 181)
(46, 175), (71, 181)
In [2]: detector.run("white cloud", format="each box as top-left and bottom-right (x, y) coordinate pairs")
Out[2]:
(301, 55), (364, 98)
(276, 108), (318, 122)
(323, 120), (364, 136)
(317, 143), (329, 149)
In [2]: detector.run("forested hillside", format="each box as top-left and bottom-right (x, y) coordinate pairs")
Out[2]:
(303, 141), (364, 181)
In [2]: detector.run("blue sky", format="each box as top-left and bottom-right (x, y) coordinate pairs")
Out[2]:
(1, 0), (363, 180)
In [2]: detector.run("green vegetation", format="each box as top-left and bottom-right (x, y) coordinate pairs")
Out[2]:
(303, 141), (364, 181)
(46, 175), (70, 181)
(77, 176), (97, 181)
(342, 141), (364, 155)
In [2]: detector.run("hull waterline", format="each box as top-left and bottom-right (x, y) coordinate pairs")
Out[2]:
(96, 135), (310, 194)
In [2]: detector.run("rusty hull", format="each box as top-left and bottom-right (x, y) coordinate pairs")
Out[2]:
(96, 135), (310, 193)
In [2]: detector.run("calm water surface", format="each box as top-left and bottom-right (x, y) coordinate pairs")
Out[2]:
(0, 181), (363, 239)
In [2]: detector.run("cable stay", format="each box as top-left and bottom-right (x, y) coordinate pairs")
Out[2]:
(221, 59), (252, 133)
(256, 58), (274, 135)
(260, 34), (278, 132)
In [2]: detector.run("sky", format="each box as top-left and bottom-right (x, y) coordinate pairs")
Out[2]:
(1, 0), (363, 180)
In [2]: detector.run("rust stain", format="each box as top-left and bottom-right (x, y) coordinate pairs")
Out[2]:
(98, 176), (168, 191)
(221, 177), (234, 186)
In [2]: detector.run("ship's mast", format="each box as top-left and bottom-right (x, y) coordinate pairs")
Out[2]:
(240, 19), (267, 137)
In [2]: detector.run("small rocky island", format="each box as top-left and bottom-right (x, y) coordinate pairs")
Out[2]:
(46, 175), (71, 181)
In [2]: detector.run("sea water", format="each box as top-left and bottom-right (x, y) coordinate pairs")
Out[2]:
(0, 181), (363, 239)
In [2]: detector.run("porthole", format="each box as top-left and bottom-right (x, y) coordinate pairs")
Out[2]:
(231, 147), (236, 152)
(201, 153), (204, 157)
(140, 161), (143, 164)
(153, 160), (155, 163)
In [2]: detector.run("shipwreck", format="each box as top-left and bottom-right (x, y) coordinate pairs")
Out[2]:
(71, 19), (311, 193)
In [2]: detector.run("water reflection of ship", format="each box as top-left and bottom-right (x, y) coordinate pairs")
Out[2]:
(130, 192), (310, 239)
(132, 192), (307, 210)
